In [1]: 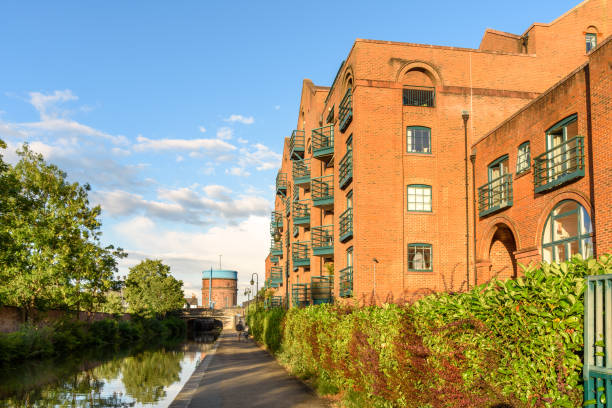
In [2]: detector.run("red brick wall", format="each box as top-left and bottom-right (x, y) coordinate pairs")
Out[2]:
(201, 278), (237, 308)
(588, 37), (612, 255)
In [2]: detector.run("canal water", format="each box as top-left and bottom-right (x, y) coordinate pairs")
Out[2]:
(0, 332), (218, 407)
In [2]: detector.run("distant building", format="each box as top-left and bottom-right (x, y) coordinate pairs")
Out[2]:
(184, 294), (198, 309)
(202, 270), (238, 308)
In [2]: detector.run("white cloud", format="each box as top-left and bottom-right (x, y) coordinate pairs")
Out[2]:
(176, 155), (184, 162)
(216, 127), (233, 140)
(237, 137), (248, 144)
(93, 185), (269, 225)
(133, 135), (236, 153)
(198, 126), (206, 133)
(112, 147), (131, 156)
(274, 105), (280, 110)
(226, 167), (251, 177)
(224, 114), (254, 125)
(29, 90), (77, 120)
(113, 215), (269, 304)
(238, 143), (281, 171)
(201, 166), (215, 176)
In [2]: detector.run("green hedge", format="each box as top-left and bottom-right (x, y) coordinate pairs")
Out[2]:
(0, 316), (186, 365)
(246, 255), (612, 407)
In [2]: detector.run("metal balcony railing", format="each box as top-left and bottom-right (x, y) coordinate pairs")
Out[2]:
(270, 266), (283, 284)
(403, 86), (435, 107)
(292, 241), (310, 267)
(292, 158), (311, 186)
(311, 276), (333, 305)
(289, 130), (305, 159)
(478, 174), (513, 217)
(292, 283), (310, 307)
(270, 211), (283, 234)
(339, 207), (353, 242)
(312, 225), (334, 256)
(293, 200), (310, 226)
(312, 175), (334, 208)
(285, 194), (291, 217)
(265, 296), (284, 309)
(339, 266), (353, 298)
(270, 239), (283, 256)
(338, 149), (353, 189)
(338, 88), (353, 132)
(276, 172), (287, 195)
(533, 136), (585, 193)
(312, 125), (334, 159)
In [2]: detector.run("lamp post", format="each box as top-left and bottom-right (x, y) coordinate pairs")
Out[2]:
(250, 273), (259, 309)
(273, 225), (289, 310)
(462, 110), (470, 291)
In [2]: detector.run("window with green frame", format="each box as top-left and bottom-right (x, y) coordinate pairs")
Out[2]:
(516, 142), (530, 174)
(546, 114), (578, 180)
(406, 126), (431, 153)
(347, 246), (353, 267)
(586, 33), (597, 52)
(542, 200), (593, 263)
(407, 184), (431, 212)
(326, 105), (335, 124)
(407, 244), (432, 271)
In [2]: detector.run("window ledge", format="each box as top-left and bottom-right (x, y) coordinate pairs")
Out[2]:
(514, 169), (532, 180)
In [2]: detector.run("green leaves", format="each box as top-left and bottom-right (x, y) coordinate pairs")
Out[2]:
(124, 259), (184, 318)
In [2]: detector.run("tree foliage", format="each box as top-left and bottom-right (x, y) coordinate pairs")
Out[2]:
(0, 142), (125, 316)
(124, 259), (184, 318)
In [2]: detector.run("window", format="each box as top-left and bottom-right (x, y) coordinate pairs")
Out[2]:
(407, 244), (432, 271)
(488, 155), (510, 209)
(407, 127), (431, 153)
(347, 134), (353, 149)
(403, 87), (435, 107)
(546, 114), (579, 180)
(407, 185), (432, 212)
(346, 190), (353, 208)
(326, 106), (335, 124)
(516, 142), (530, 174)
(347, 246), (353, 267)
(542, 200), (593, 263)
(586, 33), (597, 53)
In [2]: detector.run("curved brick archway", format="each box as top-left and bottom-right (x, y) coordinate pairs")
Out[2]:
(479, 224), (518, 285)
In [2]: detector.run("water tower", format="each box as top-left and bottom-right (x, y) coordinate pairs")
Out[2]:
(202, 269), (238, 309)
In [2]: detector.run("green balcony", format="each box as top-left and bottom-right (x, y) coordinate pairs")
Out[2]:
(270, 211), (283, 233)
(312, 175), (334, 209)
(312, 125), (334, 160)
(478, 174), (513, 217)
(292, 158), (311, 186)
(338, 88), (353, 132)
(289, 130), (305, 159)
(276, 172), (287, 196)
(339, 266), (353, 298)
(270, 266), (283, 284)
(338, 149), (353, 190)
(312, 225), (334, 257)
(266, 278), (280, 289)
(293, 225), (299, 237)
(270, 239), (283, 256)
(292, 241), (310, 268)
(339, 207), (353, 242)
(311, 276), (333, 305)
(292, 283), (310, 307)
(270, 255), (280, 264)
(293, 200), (311, 226)
(533, 136), (585, 193)
(265, 296), (284, 309)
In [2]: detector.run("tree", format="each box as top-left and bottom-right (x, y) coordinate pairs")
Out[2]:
(124, 259), (184, 318)
(0, 144), (125, 318)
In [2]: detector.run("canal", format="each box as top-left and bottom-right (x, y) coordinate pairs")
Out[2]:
(0, 330), (219, 407)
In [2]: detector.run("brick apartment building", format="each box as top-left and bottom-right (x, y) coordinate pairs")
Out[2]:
(264, 0), (610, 306)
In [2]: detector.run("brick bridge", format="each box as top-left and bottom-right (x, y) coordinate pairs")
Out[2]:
(181, 306), (244, 332)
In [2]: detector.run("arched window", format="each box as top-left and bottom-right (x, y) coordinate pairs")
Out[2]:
(542, 200), (593, 262)
(516, 142), (530, 174)
(586, 33), (597, 53)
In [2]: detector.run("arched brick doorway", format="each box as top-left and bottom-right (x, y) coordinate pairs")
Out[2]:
(486, 224), (518, 282)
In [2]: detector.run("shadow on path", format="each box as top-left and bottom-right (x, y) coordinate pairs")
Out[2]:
(186, 332), (328, 408)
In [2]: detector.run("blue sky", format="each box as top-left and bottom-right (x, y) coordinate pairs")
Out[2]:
(0, 0), (580, 302)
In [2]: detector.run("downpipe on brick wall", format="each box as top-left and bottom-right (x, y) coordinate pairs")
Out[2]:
(462, 111), (470, 291)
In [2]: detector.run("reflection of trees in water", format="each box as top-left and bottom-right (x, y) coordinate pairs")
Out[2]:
(0, 347), (184, 407)
(120, 349), (184, 403)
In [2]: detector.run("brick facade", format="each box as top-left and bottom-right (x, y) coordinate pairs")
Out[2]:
(265, 0), (610, 306)
(201, 273), (238, 308)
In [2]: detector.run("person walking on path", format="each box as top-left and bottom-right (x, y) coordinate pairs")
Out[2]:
(235, 319), (244, 341)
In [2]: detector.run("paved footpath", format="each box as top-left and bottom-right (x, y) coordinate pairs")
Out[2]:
(170, 331), (329, 408)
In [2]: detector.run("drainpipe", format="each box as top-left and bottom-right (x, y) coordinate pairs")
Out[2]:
(470, 152), (478, 287)
(462, 111), (470, 291)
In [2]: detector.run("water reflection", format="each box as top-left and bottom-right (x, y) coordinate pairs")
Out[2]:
(0, 332), (218, 407)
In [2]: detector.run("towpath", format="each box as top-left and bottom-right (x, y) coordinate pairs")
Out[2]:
(170, 330), (329, 408)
